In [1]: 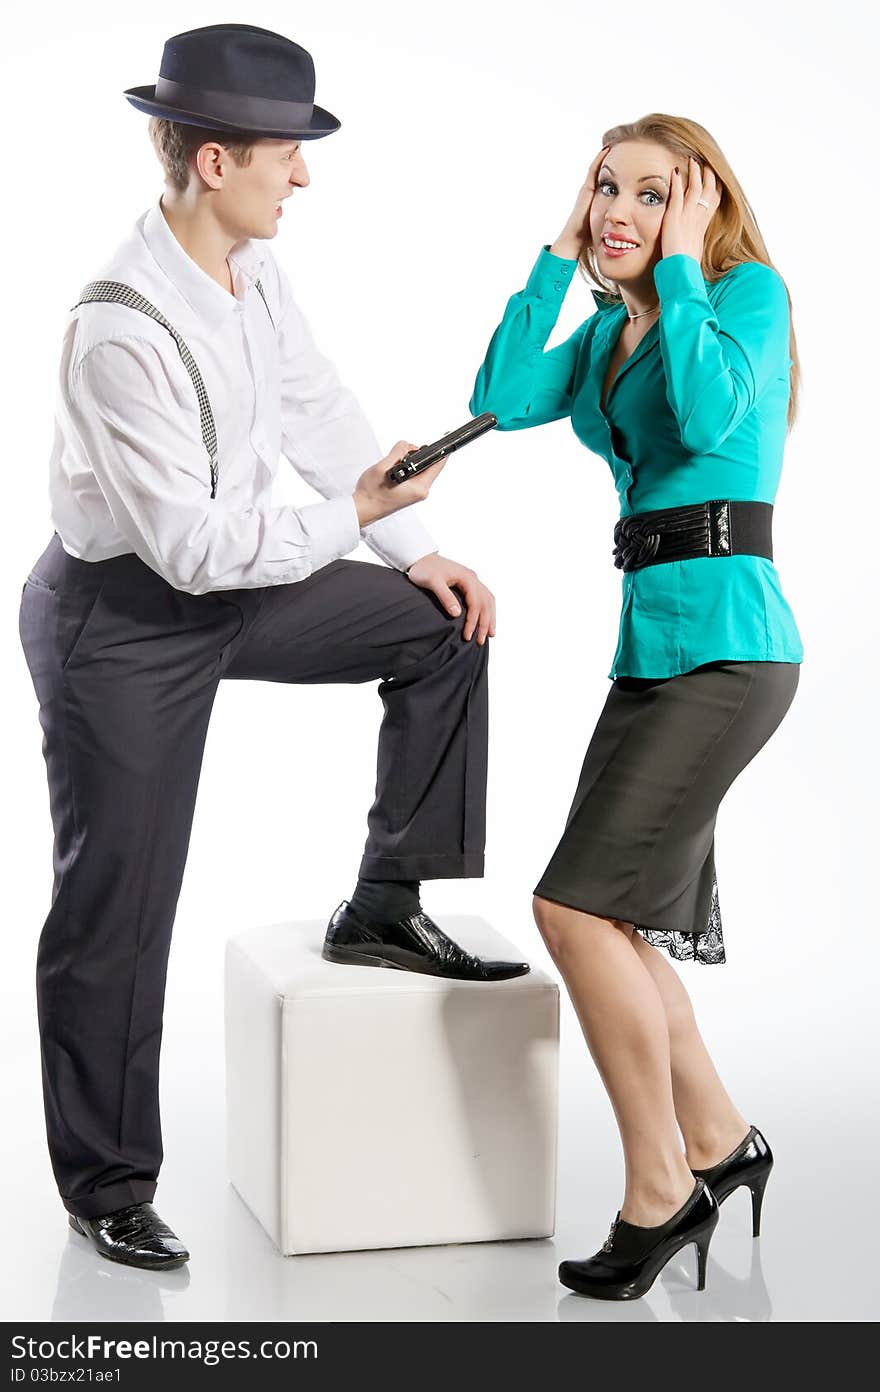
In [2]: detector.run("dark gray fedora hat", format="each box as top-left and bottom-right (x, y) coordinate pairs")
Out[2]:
(124, 23), (341, 140)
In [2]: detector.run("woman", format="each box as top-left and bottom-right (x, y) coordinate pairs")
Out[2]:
(470, 113), (802, 1301)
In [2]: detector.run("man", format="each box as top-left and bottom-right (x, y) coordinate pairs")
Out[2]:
(18, 22), (527, 1273)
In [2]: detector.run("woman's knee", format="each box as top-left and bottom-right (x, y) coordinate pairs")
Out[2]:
(532, 895), (632, 961)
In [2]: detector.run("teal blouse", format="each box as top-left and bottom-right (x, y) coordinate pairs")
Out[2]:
(469, 247), (803, 678)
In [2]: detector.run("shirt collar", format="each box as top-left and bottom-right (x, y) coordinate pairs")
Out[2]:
(141, 197), (267, 330)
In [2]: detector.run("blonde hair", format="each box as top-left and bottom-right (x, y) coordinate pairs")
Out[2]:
(147, 117), (259, 195)
(580, 113), (801, 430)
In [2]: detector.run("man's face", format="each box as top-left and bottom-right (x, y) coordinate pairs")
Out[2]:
(202, 136), (310, 241)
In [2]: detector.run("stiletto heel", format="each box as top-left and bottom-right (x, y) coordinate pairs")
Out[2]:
(748, 1170), (770, 1237)
(695, 1225), (714, 1290)
(691, 1124), (773, 1238)
(559, 1179), (720, 1301)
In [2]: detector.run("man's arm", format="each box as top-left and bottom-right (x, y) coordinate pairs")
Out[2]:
(68, 334), (364, 594)
(272, 259), (495, 641)
(275, 266), (438, 571)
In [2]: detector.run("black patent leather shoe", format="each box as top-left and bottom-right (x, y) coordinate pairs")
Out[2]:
(558, 1178), (718, 1301)
(68, 1202), (190, 1270)
(322, 901), (530, 981)
(691, 1124), (773, 1237)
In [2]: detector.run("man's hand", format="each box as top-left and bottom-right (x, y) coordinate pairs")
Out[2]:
(406, 554), (496, 645)
(354, 441), (447, 528)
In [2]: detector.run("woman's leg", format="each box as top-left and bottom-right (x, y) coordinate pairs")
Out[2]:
(629, 930), (749, 1168)
(533, 895), (696, 1227)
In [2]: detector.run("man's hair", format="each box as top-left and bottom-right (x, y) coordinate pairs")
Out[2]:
(148, 117), (260, 194)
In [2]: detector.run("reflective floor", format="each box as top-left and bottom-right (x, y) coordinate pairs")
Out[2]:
(2, 920), (876, 1326)
(3, 1061), (874, 1322)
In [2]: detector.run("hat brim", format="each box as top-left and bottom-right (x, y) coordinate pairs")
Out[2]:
(123, 85), (341, 139)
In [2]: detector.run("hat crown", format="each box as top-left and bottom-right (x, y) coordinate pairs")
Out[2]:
(160, 24), (316, 101)
(124, 22), (339, 140)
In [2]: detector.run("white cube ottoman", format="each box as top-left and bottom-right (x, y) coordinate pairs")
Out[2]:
(224, 917), (559, 1255)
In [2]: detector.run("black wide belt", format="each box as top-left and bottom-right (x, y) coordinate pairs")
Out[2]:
(612, 500), (773, 572)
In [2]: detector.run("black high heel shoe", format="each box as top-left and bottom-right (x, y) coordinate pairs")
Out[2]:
(690, 1125), (773, 1237)
(558, 1178), (719, 1301)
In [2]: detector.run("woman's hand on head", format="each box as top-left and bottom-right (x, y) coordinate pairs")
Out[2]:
(660, 156), (722, 264)
(550, 144), (612, 261)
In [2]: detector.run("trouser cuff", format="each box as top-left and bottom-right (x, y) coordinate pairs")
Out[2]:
(63, 1178), (158, 1220)
(358, 851), (484, 881)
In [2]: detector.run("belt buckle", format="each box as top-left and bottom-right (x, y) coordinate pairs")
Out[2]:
(707, 500), (731, 557)
(612, 515), (661, 572)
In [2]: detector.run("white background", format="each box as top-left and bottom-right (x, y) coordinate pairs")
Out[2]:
(2, 0), (877, 1322)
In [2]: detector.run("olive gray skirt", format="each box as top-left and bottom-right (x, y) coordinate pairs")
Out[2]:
(533, 660), (800, 964)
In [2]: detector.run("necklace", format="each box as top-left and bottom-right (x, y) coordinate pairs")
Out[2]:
(627, 302), (660, 321)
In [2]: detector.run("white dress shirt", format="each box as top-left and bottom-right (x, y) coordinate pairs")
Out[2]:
(48, 197), (437, 594)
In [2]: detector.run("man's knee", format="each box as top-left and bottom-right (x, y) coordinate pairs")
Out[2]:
(419, 591), (490, 669)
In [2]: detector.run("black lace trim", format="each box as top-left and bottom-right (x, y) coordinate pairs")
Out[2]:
(635, 869), (726, 965)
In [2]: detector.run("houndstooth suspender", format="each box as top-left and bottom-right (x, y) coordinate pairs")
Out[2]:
(71, 278), (275, 500)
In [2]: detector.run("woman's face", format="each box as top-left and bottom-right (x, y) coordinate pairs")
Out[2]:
(588, 139), (677, 283)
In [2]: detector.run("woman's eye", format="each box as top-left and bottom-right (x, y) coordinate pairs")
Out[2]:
(598, 181), (662, 205)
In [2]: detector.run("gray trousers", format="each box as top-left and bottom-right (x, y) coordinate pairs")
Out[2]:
(19, 534), (488, 1218)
